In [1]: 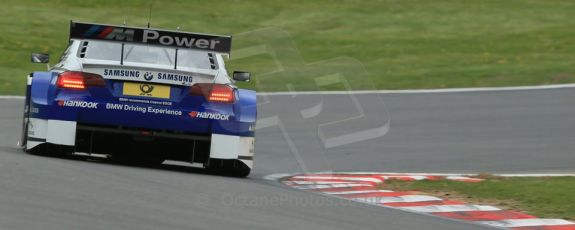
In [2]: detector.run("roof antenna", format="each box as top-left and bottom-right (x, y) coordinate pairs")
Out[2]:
(123, 16), (127, 26)
(147, 1), (154, 28)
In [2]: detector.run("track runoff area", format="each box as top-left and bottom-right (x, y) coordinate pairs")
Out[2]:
(4, 83), (575, 229)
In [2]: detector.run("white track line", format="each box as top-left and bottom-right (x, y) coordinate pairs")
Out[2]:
(477, 219), (575, 228)
(306, 172), (575, 177)
(290, 176), (383, 183)
(495, 173), (575, 177)
(354, 195), (442, 204)
(318, 172), (476, 176)
(445, 176), (481, 181)
(286, 180), (366, 185)
(259, 83), (575, 95)
(3, 83), (575, 100)
(401, 204), (501, 213)
(322, 190), (394, 195)
(291, 183), (369, 190)
(0, 95), (24, 99)
(380, 175), (431, 180)
(263, 173), (293, 181)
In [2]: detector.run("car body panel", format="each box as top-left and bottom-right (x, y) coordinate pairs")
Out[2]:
(23, 22), (256, 175)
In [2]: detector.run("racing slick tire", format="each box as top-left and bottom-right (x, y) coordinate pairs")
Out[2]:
(19, 98), (55, 156)
(205, 159), (251, 177)
(19, 98), (29, 150)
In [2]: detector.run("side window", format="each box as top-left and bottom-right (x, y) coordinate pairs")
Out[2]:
(177, 49), (216, 69)
(84, 41), (122, 61)
(53, 42), (74, 68)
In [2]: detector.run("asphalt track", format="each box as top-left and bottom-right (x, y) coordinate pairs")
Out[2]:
(0, 87), (573, 230)
(256, 87), (575, 174)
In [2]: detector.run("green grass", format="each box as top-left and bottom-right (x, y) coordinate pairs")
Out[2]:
(2, 0), (575, 95)
(386, 177), (575, 221)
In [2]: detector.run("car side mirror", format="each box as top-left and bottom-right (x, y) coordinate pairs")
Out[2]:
(31, 53), (50, 63)
(232, 71), (251, 82)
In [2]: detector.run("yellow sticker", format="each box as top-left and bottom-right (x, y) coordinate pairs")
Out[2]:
(123, 82), (170, 99)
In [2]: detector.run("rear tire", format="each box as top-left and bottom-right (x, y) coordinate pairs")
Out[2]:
(26, 143), (73, 156)
(20, 99), (75, 157)
(205, 159), (251, 177)
(26, 143), (46, 155)
(19, 97), (30, 150)
(20, 100), (48, 155)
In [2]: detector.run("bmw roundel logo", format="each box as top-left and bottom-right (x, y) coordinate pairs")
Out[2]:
(143, 72), (153, 81)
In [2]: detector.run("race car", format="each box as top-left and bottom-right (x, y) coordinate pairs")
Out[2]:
(19, 22), (256, 177)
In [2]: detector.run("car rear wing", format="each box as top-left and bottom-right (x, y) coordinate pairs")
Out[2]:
(69, 21), (232, 54)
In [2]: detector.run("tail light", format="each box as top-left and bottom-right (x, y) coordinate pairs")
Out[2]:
(208, 84), (235, 103)
(56, 71), (106, 90)
(190, 83), (235, 103)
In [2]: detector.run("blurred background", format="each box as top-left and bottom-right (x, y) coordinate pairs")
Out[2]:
(1, 0), (574, 95)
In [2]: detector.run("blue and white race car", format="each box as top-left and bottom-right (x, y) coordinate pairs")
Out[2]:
(20, 22), (256, 177)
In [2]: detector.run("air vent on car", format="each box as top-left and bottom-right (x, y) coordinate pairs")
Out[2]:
(79, 41), (89, 58)
(208, 53), (216, 70)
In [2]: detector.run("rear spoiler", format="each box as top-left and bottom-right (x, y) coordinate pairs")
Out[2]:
(69, 21), (232, 54)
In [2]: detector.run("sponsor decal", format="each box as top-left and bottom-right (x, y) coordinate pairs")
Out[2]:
(58, 100), (99, 109)
(157, 72), (193, 84)
(188, 111), (230, 121)
(101, 69), (191, 85)
(143, 72), (153, 81)
(27, 119), (35, 136)
(105, 103), (182, 116)
(124, 82), (170, 99)
(148, 107), (182, 115)
(118, 98), (172, 106)
(81, 25), (135, 41)
(70, 22), (232, 53)
(142, 30), (221, 50)
(139, 84), (155, 96)
(103, 69), (140, 78)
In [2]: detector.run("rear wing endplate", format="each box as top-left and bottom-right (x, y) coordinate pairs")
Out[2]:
(69, 21), (232, 54)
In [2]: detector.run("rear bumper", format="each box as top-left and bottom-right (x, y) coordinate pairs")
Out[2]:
(31, 98), (254, 137)
(27, 99), (255, 168)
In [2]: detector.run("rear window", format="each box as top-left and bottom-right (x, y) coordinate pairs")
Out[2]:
(81, 40), (217, 70)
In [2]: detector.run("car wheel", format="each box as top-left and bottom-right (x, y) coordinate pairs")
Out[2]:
(19, 98), (29, 150)
(20, 101), (47, 155)
(205, 159), (251, 177)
